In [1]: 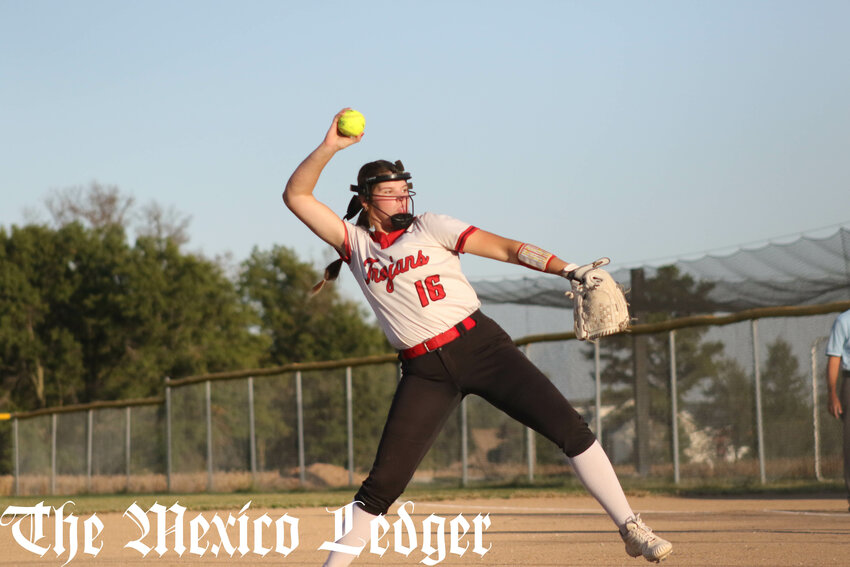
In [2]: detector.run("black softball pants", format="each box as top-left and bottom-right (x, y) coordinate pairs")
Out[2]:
(354, 310), (596, 516)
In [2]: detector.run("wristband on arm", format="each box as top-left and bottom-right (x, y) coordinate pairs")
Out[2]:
(516, 243), (556, 271)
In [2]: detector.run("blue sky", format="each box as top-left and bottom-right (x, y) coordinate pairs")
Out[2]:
(2, 0), (849, 301)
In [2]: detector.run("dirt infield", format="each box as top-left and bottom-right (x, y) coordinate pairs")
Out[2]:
(2, 494), (849, 566)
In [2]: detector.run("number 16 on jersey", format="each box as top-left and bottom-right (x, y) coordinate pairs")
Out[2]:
(414, 275), (446, 307)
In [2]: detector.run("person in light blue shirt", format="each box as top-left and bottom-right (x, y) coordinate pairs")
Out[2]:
(826, 308), (850, 508)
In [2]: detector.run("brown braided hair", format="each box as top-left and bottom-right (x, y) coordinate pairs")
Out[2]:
(310, 160), (404, 295)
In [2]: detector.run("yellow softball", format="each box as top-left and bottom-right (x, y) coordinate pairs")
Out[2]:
(337, 109), (365, 137)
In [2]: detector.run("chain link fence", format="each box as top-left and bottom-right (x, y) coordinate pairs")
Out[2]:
(2, 302), (848, 496)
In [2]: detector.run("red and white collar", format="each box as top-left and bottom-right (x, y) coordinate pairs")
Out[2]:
(369, 228), (407, 249)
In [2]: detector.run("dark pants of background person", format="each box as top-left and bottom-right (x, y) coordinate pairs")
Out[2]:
(842, 370), (850, 501)
(354, 309), (597, 516)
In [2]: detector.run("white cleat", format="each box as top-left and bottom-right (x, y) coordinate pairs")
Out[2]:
(619, 514), (673, 563)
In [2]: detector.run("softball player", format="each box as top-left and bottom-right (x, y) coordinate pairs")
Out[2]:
(283, 110), (672, 565)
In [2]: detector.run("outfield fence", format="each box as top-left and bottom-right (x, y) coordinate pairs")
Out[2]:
(3, 301), (849, 496)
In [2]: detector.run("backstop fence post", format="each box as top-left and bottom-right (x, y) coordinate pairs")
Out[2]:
(811, 337), (827, 481)
(752, 319), (767, 484)
(165, 377), (172, 493)
(13, 417), (20, 496)
(86, 409), (93, 493)
(248, 376), (257, 479)
(51, 413), (57, 495)
(346, 366), (354, 486)
(125, 406), (132, 492)
(594, 341), (602, 441)
(205, 379), (213, 492)
(296, 371), (305, 485)
(669, 330), (680, 484)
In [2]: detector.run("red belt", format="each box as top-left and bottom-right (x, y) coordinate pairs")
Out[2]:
(401, 316), (477, 359)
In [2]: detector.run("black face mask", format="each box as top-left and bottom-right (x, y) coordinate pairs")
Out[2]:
(390, 213), (414, 230)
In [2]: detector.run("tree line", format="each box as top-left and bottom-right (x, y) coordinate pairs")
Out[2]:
(0, 183), (389, 413)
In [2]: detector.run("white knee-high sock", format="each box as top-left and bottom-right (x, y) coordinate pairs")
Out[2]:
(322, 503), (377, 567)
(568, 440), (634, 527)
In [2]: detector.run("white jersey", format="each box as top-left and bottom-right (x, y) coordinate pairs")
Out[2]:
(341, 212), (482, 350)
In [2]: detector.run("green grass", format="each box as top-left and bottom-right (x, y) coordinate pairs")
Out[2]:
(1, 477), (845, 514)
